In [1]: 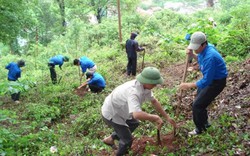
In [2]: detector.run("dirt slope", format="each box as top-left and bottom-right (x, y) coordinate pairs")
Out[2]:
(128, 58), (250, 155)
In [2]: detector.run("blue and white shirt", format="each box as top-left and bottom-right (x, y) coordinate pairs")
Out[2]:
(79, 56), (95, 73)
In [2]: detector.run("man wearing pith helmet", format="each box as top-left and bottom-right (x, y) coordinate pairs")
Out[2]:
(102, 67), (177, 156)
(179, 31), (227, 135)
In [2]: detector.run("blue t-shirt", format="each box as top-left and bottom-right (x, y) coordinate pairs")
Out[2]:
(79, 56), (95, 73)
(196, 44), (228, 89)
(49, 55), (64, 67)
(87, 72), (106, 88)
(5, 62), (21, 81)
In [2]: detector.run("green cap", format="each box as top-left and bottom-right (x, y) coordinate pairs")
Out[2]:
(63, 56), (69, 62)
(136, 67), (163, 84)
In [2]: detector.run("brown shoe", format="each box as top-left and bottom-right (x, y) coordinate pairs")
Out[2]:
(102, 136), (117, 150)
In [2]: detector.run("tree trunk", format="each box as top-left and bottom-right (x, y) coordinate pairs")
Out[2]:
(207, 0), (214, 7)
(56, 0), (66, 34)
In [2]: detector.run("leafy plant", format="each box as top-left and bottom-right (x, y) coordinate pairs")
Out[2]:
(217, 4), (250, 58)
(23, 103), (60, 123)
(225, 55), (240, 63)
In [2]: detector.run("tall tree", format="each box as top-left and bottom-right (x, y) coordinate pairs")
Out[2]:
(30, 0), (63, 45)
(56, 0), (67, 30)
(0, 0), (27, 45)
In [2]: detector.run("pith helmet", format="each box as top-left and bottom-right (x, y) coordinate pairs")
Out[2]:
(136, 67), (163, 84)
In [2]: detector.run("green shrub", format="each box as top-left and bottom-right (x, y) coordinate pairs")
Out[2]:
(14, 128), (57, 155)
(217, 4), (250, 58)
(225, 55), (240, 63)
(23, 103), (60, 123)
(71, 108), (102, 137)
(0, 128), (18, 156)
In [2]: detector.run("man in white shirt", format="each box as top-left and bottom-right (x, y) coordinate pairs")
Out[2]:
(102, 67), (176, 156)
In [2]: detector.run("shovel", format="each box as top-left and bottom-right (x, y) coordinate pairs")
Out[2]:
(58, 76), (62, 84)
(58, 69), (65, 84)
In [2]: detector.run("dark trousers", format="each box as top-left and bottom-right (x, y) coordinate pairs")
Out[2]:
(192, 78), (226, 132)
(48, 63), (57, 84)
(8, 79), (20, 101)
(89, 85), (104, 93)
(11, 92), (20, 101)
(127, 57), (137, 76)
(103, 116), (139, 156)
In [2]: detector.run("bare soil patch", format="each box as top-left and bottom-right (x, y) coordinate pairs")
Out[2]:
(74, 86), (87, 97)
(99, 58), (250, 155)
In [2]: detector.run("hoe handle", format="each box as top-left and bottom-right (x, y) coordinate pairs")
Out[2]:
(157, 129), (162, 145)
(176, 55), (189, 116)
(141, 49), (146, 70)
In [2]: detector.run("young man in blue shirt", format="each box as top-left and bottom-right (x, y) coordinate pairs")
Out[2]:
(179, 31), (228, 135)
(5, 60), (25, 103)
(73, 56), (97, 82)
(48, 55), (69, 84)
(77, 72), (105, 93)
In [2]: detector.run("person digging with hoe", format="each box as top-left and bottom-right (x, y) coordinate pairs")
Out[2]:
(179, 31), (228, 135)
(48, 55), (69, 84)
(5, 60), (25, 103)
(125, 32), (145, 76)
(73, 56), (97, 83)
(77, 72), (106, 93)
(102, 67), (176, 156)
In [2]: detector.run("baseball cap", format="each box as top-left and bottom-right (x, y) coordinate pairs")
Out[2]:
(188, 32), (207, 50)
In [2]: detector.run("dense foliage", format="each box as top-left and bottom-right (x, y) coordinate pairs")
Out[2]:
(0, 0), (249, 155)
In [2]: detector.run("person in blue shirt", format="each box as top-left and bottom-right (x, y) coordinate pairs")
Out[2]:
(73, 56), (97, 82)
(125, 32), (145, 76)
(77, 72), (105, 93)
(179, 31), (228, 135)
(5, 60), (25, 103)
(48, 55), (69, 84)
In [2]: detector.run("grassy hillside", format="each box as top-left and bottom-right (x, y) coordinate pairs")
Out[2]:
(1, 2), (250, 155)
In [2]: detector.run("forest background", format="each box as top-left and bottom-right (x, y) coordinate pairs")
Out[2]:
(0, 0), (249, 155)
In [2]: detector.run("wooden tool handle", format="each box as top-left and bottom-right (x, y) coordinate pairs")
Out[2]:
(157, 129), (161, 145)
